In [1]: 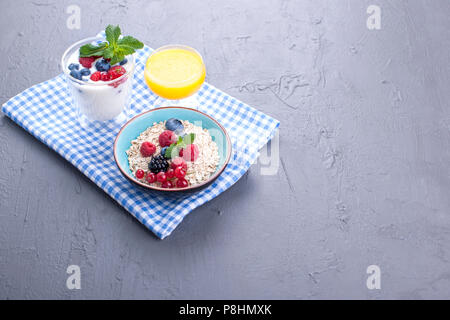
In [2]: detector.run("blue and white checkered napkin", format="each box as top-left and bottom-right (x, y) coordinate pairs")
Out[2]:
(2, 36), (279, 239)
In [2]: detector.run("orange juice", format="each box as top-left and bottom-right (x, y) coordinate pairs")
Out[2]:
(144, 46), (206, 100)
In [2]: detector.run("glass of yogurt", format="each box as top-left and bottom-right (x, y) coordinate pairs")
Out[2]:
(61, 37), (135, 127)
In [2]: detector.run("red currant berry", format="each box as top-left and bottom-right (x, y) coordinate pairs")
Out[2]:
(161, 180), (174, 189)
(176, 178), (189, 188)
(156, 172), (167, 183)
(166, 168), (175, 179)
(174, 166), (186, 179)
(146, 172), (156, 183)
(136, 169), (145, 179)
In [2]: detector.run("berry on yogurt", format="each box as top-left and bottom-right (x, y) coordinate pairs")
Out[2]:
(100, 72), (111, 81)
(79, 56), (98, 68)
(95, 59), (111, 72)
(68, 63), (80, 71)
(80, 68), (91, 76)
(108, 66), (126, 80)
(90, 71), (101, 82)
(70, 70), (83, 80)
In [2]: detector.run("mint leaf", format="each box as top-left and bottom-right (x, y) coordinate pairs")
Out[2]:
(165, 144), (179, 159)
(103, 46), (115, 59)
(118, 36), (144, 49)
(79, 42), (107, 57)
(110, 53), (124, 66)
(105, 25), (121, 47)
(80, 25), (143, 65)
(117, 45), (137, 56)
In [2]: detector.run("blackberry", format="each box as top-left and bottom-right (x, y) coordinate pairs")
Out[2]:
(149, 154), (169, 173)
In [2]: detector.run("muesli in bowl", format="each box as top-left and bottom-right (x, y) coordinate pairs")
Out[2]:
(126, 118), (220, 189)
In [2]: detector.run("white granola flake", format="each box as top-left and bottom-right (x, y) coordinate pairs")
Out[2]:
(126, 120), (220, 187)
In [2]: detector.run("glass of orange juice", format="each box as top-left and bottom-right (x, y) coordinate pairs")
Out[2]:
(144, 45), (206, 108)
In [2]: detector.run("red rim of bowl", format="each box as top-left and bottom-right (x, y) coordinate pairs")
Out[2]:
(113, 106), (233, 192)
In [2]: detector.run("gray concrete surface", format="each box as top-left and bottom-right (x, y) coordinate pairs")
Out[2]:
(1, 0), (450, 299)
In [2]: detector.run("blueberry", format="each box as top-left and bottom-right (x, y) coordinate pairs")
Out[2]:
(160, 146), (168, 157)
(95, 59), (111, 72)
(68, 63), (79, 71)
(119, 58), (128, 66)
(165, 118), (184, 134)
(70, 70), (83, 80)
(80, 68), (91, 76)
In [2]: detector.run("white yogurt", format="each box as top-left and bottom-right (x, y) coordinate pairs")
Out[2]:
(66, 50), (134, 122)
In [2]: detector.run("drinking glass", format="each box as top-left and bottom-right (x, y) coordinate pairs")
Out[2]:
(144, 45), (205, 109)
(61, 37), (135, 127)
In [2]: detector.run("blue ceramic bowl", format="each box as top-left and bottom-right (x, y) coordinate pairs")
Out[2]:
(114, 107), (232, 192)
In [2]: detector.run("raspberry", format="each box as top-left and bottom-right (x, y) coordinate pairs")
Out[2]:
(108, 65), (126, 80)
(159, 130), (178, 147)
(140, 142), (156, 157)
(90, 71), (101, 82)
(79, 56), (97, 68)
(101, 72), (111, 81)
(179, 144), (199, 162)
(170, 157), (187, 171)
